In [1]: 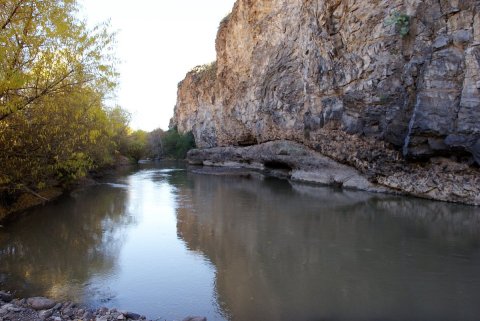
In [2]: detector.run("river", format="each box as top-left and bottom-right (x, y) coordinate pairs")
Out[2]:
(1, 162), (480, 321)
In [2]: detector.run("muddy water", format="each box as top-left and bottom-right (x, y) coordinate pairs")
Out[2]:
(1, 163), (480, 321)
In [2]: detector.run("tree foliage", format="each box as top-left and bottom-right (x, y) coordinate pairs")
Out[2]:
(107, 105), (131, 156)
(0, 0), (116, 120)
(126, 130), (148, 162)
(0, 0), (123, 202)
(147, 128), (164, 159)
(161, 128), (196, 160)
(0, 88), (116, 189)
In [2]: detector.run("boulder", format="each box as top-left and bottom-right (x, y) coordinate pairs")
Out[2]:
(27, 297), (56, 310)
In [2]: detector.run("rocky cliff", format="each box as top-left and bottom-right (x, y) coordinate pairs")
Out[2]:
(172, 0), (480, 205)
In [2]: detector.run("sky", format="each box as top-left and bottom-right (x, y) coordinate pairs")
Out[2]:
(79, 0), (236, 131)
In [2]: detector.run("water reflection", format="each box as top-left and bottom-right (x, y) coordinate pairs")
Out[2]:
(0, 164), (223, 320)
(0, 184), (132, 302)
(1, 164), (480, 321)
(176, 173), (480, 321)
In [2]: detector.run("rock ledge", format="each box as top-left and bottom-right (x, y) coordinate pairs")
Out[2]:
(187, 140), (480, 206)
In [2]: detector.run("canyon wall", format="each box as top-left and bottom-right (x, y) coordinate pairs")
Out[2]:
(172, 0), (480, 204)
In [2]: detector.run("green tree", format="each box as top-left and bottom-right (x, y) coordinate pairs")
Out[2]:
(162, 128), (196, 159)
(0, 0), (117, 121)
(148, 128), (165, 159)
(107, 105), (131, 156)
(0, 87), (116, 190)
(126, 130), (148, 162)
(0, 0), (119, 203)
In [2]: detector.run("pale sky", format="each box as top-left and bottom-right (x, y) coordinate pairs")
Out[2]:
(79, 0), (236, 131)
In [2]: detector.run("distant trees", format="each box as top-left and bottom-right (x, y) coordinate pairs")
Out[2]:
(119, 127), (197, 161)
(148, 128), (164, 160)
(160, 127), (196, 159)
(126, 127), (196, 161)
(126, 130), (148, 162)
(108, 106), (132, 156)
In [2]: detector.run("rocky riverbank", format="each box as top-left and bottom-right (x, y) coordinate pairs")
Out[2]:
(0, 291), (206, 321)
(187, 140), (480, 206)
(0, 291), (144, 321)
(0, 292), (141, 321)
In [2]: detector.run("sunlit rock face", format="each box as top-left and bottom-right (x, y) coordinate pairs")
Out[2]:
(172, 0), (480, 204)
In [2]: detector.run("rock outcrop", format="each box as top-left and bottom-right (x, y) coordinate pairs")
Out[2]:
(188, 141), (480, 205)
(189, 140), (390, 193)
(173, 0), (480, 204)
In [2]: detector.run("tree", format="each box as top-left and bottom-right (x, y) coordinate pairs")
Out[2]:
(0, 0), (117, 121)
(126, 130), (148, 162)
(161, 128), (196, 159)
(148, 128), (164, 159)
(0, 87), (116, 190)
(107, 105), (131, 156)
(0, 0), (119, 201)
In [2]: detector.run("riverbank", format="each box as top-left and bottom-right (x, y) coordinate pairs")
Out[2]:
(0, 291), (145, 321)
(187, 140), (480, 206)
(0, 156), (135, 225)
(0, 188), (64, 224)
(0, 291), (206, 321)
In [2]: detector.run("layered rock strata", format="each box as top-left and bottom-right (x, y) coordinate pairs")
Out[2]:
(188, 141), (480, 205)
(173, 0), (480, 204)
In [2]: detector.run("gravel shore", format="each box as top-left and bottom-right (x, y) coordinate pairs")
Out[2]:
(0, 291), (206, 321)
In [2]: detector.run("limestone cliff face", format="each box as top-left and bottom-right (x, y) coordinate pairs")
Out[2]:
(173, 0), (480, 203)
(175, 0), (479, 157)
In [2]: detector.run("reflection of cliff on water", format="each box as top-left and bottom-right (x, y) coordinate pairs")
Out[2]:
(176, 173), (480, 321)
(0, 184), (133, 303)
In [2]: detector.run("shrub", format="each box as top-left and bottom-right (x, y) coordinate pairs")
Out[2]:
(386, 11), (410, 37)
(190, 61), (217, 77)
(162, 128), (196, 160)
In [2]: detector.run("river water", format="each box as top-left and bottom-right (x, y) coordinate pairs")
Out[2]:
(1, 162), (480, 321)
